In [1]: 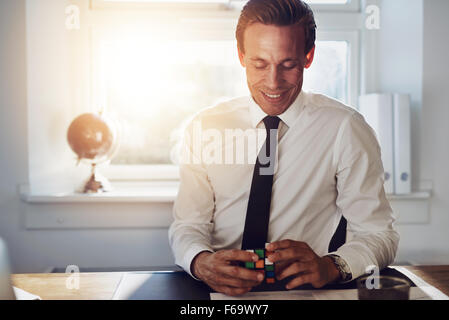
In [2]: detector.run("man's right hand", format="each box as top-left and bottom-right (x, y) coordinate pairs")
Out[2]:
(191, 250), (265, 296)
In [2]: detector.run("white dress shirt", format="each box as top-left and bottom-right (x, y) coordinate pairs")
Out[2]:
(168, 90), (399, 281)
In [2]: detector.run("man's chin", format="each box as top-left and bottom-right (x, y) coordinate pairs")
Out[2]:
(256, 98), (291, 116)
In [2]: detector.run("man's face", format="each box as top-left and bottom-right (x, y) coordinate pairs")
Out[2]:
(238, 23), (315, 116)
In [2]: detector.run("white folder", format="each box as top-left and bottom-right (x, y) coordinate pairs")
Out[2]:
(393, 94), (412, 194)
(359, 94), (394, 194)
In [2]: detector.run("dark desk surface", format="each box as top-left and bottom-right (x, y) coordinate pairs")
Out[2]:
(11, 265), (449, 300)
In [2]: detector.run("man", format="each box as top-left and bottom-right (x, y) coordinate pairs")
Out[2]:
(169, 0), (399, 297)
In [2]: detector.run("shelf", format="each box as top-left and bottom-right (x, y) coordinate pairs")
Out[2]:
(20, 182), (179, 204)
(20, 183), (431, 228)
(21, 183), (431, 204)
(387, 192), (431, 200)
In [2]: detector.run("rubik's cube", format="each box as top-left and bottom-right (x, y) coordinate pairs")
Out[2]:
(244, 245), (276, 284)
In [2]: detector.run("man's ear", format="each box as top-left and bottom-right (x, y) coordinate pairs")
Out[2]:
(238, 46), (246, 67)
(304, 46), (315, 69)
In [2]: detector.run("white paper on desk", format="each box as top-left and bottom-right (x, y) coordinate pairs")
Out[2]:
(211, 290), (356, 300)
(210, 287), (432, 300)
(391, 266), (449, 300)
(13, 286), (41, 300)
(112, 273), (153, 300)
(211, 290), (317, 300)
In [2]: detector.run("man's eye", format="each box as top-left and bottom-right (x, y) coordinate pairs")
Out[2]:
(254, 63), (267, 69)
(283, 62), (297, 69)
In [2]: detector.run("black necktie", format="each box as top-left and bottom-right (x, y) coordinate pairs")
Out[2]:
(241, 116), (281, 250)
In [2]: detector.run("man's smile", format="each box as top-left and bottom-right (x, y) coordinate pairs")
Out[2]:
(262, 91), (283, 99)
(260, 89), (291, 105)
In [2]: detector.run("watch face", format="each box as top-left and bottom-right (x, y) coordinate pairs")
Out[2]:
(328, 254), (352, 282)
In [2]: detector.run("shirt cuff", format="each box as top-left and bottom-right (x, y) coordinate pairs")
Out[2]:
(181, 245), (214, 281)
(328, 246), (371, 283)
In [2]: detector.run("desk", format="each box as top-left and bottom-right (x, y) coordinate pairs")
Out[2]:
(11, 266), (449, 300)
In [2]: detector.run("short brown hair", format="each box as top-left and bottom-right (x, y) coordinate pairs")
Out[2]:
(236, 0), (317, 54)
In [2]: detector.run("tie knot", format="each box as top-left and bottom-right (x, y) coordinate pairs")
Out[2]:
(263, 116), (281, 130)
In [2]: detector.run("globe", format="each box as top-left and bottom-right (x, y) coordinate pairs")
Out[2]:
(67, 113), (119, 193)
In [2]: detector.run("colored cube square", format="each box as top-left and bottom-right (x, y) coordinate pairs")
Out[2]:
(266, 271), (275, 278)
(266, 278), (275, 284)
(255, 259), (264, 269)
(255, 249), (265, 259)
(265, 264), (274, 271)
(245, 262), (255, 269)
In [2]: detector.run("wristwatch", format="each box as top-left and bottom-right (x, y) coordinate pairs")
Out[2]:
(326, 254), (352, 283)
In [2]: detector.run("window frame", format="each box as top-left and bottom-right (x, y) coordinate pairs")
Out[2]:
(90, 0), (360, 12)
(309, 0), (360, 12)
(88, 0), (363, 181)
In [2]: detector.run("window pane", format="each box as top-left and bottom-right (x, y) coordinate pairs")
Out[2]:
(100, 39), (348, 165)
(303, 41), (348, 104)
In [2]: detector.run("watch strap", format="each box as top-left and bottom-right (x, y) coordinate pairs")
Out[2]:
(326, 254), (352, 283)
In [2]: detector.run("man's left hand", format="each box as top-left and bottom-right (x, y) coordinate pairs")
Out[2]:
(266, 240), (341, 289)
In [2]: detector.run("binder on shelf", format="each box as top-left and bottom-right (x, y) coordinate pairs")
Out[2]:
(393, 94), (412, 194)
(359, 94), (395, 194)
(359, 93), (395, 194)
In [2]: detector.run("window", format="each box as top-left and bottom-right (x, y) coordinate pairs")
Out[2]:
(87, 0), (362, 179)
(98, 39), (248, 165)
(96, 38), (350, 166)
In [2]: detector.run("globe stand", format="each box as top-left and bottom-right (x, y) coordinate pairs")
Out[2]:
(80, 163), (112, 194)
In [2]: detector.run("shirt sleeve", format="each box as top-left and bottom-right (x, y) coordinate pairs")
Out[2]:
(329, 112), (400, 281)
(168, 119), (216, 279)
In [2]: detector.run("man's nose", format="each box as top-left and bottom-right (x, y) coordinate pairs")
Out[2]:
(266, 66), (282, 89)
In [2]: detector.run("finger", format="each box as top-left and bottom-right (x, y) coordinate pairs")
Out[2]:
(216, 264), (265, 283)
(267, 247), (313, 264)
(215, 272), (263, 289)
(277, 261), (311, 281)
(274, 260), (290, 273)
(274, 259), (297, 275)
(286, 272), (318, 290)
(200, 259), (262, 288)
(226, 287), (252, 297)
(266, 240), (309, 251)
(204, 263), (263, 288)
(219, 249), (259, 263)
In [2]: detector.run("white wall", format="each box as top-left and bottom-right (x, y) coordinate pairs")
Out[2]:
(365, 0), (449, 264)
(0, 0), (175, 273)
(26, 0), (92, 193)
(378, 0), (423, 190)
(1, 0), (448, 273)
(0, 0), (30, 271)
(394, 0), (449, 264)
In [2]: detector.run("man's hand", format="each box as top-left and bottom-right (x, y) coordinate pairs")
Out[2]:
(266, 240), (341, 289)
(191, 250), (265, 296)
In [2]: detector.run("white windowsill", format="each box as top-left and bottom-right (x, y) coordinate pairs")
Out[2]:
(19, 182), (432, 229)
(387, 192), (432, 201)
(20, 183), (431, 204)
(20, 181), (180, 204)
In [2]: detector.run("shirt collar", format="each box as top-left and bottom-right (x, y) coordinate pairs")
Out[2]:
(249, 90), (306, 129)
